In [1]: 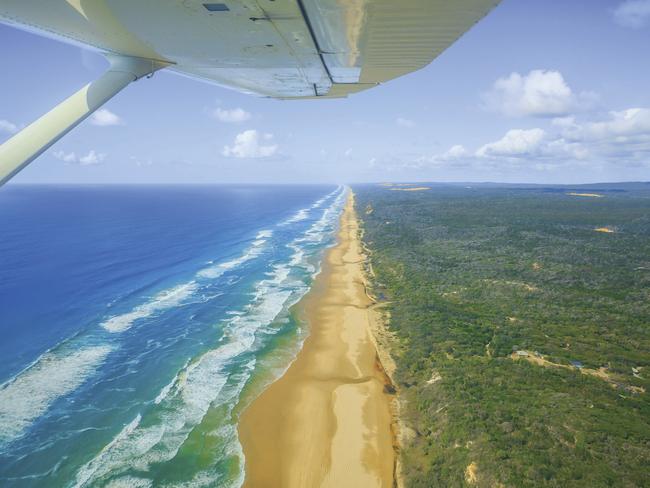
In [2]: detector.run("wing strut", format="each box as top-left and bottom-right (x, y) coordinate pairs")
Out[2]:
(0, 54), (168, 186)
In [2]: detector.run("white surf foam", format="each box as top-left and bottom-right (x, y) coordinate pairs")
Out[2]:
(288, 242), (305, 267)
(279, 186), (341, 227)
(74, 413), (143, 488)
(154, 359), (191, 405)
(311, 186), (342, 209)
(285, 187), (346, 274)
(104, 477), (152, 488)
(101, 282), (199, 333)
(197, 252), (259, 280)
(197, 229), (272, 280)
(280, 207), (309, 226)
(299, 188), (346, 245)
(0, 344), (113, 445)
(73, 344), (257, 485)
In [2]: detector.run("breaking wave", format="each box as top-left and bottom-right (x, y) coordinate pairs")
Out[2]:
(101, 282), (199, 333)
(0, 345), (113, 445)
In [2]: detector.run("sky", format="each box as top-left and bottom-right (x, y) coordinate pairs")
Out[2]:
(1, 0), (650, 184)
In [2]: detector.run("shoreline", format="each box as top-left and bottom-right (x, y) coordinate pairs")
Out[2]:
(238, 191), (396, 487)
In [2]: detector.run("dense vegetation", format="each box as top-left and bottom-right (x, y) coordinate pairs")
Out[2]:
(354, 184), (650, 488)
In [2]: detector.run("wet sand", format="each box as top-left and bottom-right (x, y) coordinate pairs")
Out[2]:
(238, 191), (395, 487)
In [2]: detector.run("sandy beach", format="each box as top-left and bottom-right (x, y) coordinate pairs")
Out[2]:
(238, 191), (395, 487)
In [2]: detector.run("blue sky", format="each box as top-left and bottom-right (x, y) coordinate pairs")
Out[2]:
(1, 0), (650, 184)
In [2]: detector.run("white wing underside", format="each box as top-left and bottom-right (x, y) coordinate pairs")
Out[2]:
(0, 0), (499, 99)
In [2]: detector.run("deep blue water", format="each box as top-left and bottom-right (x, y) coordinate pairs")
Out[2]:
(0, 184), (345, 487)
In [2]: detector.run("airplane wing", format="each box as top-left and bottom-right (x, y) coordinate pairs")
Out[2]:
(0, 0), (500, 98)
(0, 0), (500, 184)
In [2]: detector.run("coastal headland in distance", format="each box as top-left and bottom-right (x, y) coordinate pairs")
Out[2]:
(238, 191), (396, 487)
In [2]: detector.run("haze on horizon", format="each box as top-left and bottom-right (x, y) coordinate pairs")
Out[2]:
(1, 0), (649, 185)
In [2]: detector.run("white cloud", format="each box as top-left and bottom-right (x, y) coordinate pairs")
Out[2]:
(53, 150), (78, 163)
(477, 128), (546, 158)
(90, 109), (122, 126)
(420, 106), (650, 170)
(483, 70), (592, 118)
(370, 105), (650, 178)
(558, 108), (650, 164)
(130, 156), (153, 167)
(212, 107), (252, 123)
(0, 119), (18, 133)
(79, 150), (106, 165)
(545, 138), (590, 161)
(344, 148), (353, 157)
(440, 145), (470, 160)
(563, 108), (650, 141)
(222, 130), (278, 158)
(551, 116), (576, 128)
(613, 0), (650, 28)
(396, 117), (416, 128)
(470, 128), (587, 164)
(53, 149), (106, 165)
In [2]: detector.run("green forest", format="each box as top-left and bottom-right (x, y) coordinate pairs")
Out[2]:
(354, 184), (650, 487)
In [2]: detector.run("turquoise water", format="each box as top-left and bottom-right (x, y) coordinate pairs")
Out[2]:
(0, 184), (346, 487)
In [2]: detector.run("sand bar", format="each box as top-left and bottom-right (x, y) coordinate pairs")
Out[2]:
(238, 191), (395, 487)
(567, 192), (604, 198)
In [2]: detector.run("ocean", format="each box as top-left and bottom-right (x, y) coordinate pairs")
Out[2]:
(0, 184), (345, 487)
